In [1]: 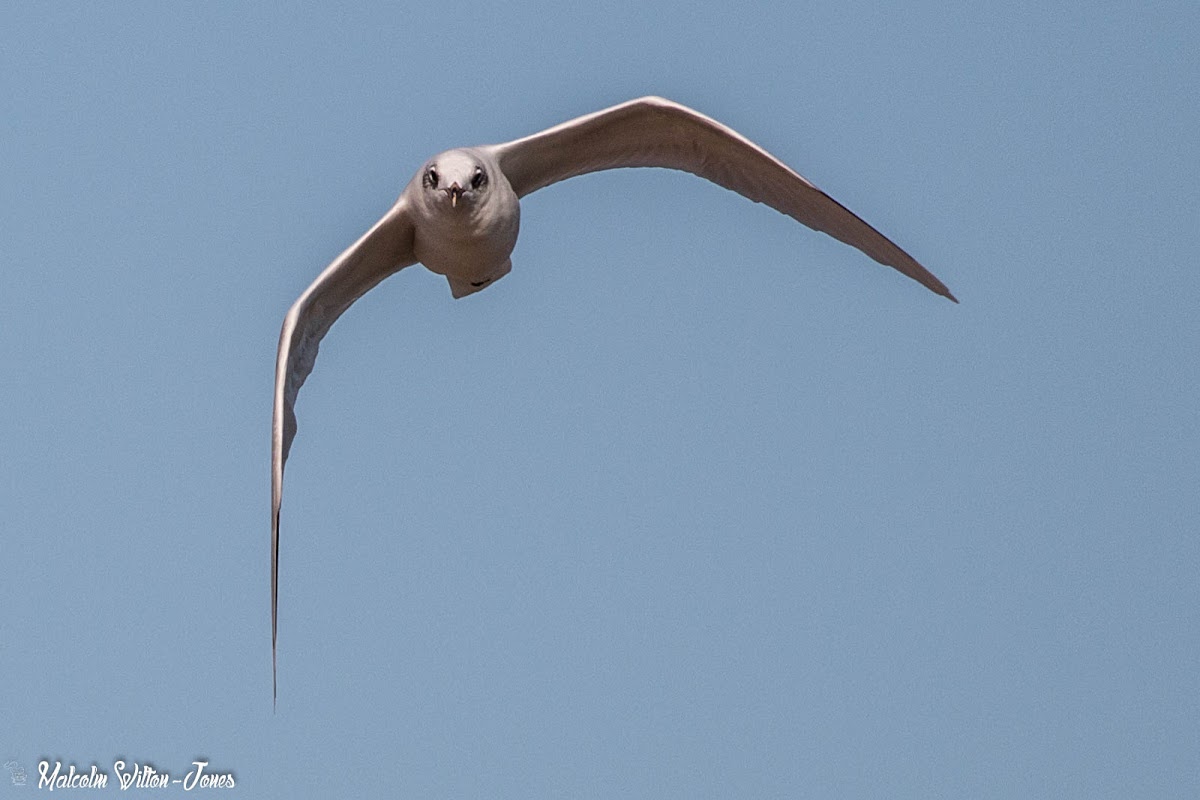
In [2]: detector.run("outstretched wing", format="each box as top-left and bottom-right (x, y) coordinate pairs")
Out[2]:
(271, 198), (416, 705)
(488, 96), (955, 301)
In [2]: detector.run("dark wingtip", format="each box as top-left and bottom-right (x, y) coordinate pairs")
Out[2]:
(922, 274), (958, 304)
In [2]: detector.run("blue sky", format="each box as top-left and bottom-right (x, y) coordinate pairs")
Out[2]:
(2, 1), (1197, 797)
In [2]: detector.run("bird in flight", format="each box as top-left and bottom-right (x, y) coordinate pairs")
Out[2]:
(269, 96), (956, 703)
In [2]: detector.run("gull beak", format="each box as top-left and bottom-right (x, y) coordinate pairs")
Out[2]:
(448, 183), (462, 208)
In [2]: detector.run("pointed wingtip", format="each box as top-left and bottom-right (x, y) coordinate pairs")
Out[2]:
(924, 275), (958, 304)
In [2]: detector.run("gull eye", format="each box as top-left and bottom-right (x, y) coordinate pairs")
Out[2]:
(425, 167), (439, 189)
(471, 167), (487, 190)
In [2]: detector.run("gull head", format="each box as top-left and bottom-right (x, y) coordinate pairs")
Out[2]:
(421, 149), (489, 210)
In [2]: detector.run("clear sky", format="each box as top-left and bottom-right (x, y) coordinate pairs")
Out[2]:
(2, 2), (1197, 797)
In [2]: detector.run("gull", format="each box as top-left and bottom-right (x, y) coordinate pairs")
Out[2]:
(269, 96), (956, 702)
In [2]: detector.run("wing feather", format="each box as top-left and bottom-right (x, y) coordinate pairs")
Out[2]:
(489, 96), (955, 301)
(271, 199), (415, 705)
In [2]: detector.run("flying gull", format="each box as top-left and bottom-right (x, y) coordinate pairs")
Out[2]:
(270, 96), (956, 702)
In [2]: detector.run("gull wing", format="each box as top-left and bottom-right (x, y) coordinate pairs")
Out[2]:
(271, 199), (416, 704)
(488, 96), (955, 301)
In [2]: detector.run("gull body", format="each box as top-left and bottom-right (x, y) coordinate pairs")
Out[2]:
(409, 147), (520, 298)
(269, 96), (957, 703)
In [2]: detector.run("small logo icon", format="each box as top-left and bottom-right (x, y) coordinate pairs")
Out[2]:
(5, 760), (27, 786)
